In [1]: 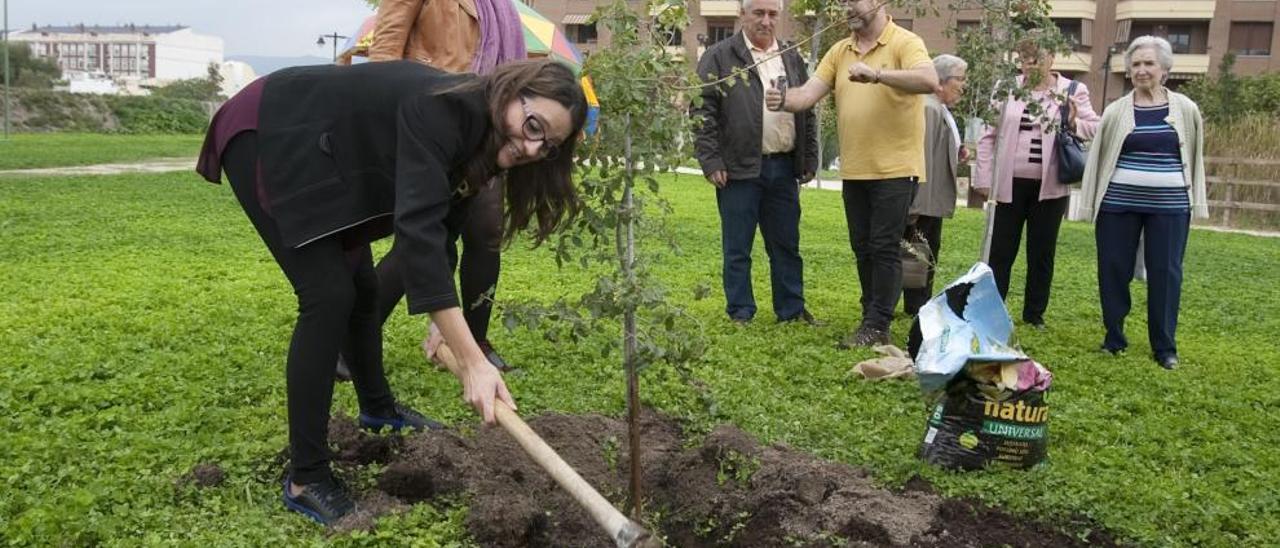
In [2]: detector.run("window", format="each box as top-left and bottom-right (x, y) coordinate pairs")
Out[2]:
(1053, 19), (1088, 50)
(665, 28), (686, 46)
(707, 22), (735, 44)
(566, 23), (598, 44)
(1229, 22), (1273, 56)
(660, 28), (683, 47)
(956, 20), (980, 35)
(1133, 22), (1193, 53)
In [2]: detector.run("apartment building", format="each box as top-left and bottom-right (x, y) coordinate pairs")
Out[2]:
(527, 0), (1278, 110)
(10, 24), (224, 86)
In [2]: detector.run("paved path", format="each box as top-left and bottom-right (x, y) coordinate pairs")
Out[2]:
(0, 158), (194, 177)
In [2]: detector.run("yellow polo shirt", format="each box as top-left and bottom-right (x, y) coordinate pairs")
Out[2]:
(815, 20), (931, 181)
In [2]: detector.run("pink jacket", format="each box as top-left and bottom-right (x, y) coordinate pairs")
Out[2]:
(974, 74), (1101, 203)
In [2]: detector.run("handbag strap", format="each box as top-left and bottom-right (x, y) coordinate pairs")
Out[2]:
(1060, 80), (1079, 130)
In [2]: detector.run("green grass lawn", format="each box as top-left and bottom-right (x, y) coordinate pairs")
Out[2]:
(1, 169), (1278, 547)
(0, 133), (204, 170)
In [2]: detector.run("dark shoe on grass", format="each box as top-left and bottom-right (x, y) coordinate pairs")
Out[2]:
(837, 326), (891, 349)
(1100, 345), (1126, 356)
(282, 474), (355, 525)
(779, 310), (822, 326)
(359, 403), (444, 433)
(477, 340), (516, 373)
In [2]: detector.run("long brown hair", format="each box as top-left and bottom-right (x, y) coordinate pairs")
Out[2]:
(445, 60), (587, 246)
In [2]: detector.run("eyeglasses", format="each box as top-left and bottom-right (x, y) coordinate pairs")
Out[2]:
(519, 95), (560, 160)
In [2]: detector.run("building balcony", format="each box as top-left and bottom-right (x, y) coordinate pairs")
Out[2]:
(700, 0), (739, 18)
(1115, 0), (1214, 20)
(1110, 53), (1210, 73)
(1054, 52), (1093, 73)
(1049, 1), (1096, 20)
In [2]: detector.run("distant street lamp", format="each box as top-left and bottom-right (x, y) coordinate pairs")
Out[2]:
(1100, 45), (1120, 106)
(3, 0), (11, 140)
(316, 32), (348, 63)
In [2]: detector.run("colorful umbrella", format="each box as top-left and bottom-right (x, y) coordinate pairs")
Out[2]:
(338, 3), (597, 135)
(339, 2), (583, 72)
(513, 1), (584, 71)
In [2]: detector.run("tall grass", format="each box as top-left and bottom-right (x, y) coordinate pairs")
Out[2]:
(1203, 114), (1280, 231)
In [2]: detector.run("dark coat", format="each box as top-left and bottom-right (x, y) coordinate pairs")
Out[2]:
(256, 60), (489, 314)
(692, 32), (818, 180)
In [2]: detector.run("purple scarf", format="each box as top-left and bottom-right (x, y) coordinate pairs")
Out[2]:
(470, 0), (526, 75)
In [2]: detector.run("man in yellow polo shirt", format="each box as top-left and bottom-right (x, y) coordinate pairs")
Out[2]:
(766, 0), (936, 348)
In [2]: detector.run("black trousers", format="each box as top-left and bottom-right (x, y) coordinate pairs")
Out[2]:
(1096, 210), (1190, 358)
(842, 178), (916, 331)
(373, 178), (503, 340)
(988, 178), (1069, 323)
(902, 214), (944, 315)
(224, 133), (396, 485)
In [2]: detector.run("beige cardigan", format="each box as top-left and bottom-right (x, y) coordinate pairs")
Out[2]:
(1078, 90), (1209, 221)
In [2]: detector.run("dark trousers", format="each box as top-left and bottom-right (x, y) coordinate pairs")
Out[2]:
(716, 156), (805, 321)
(372, 178), (504, 340)
(842, 178), (916, 330)
(903, 214), (944, 315)
(224, 133), (396, 485)
(1096, 210), (1190, 358)
(988, 178), (1069, 322)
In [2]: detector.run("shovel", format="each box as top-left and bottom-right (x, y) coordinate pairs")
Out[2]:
(432, 342), (659, 548)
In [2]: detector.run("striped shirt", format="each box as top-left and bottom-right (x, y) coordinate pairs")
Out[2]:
(1012, 94), (1046, 180)
(1101, 104), (1189, 214)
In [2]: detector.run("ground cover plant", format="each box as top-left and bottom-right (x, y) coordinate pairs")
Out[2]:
(1, 168), (1278, 546)
(0, 133), (204, 170)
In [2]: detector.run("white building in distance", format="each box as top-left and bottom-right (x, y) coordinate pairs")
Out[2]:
(11, 24), (224, 89)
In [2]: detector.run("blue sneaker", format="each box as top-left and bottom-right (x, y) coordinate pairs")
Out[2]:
(358, 403), (443, 433)
(282, 474), (355, 525)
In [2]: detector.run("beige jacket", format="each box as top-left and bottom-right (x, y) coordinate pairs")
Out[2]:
(1078, 90), (1209, 221)
(911, 95), (960, 218)
(367, 0), (480, 72)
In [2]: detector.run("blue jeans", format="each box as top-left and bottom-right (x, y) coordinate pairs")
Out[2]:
(716, 156), (805, 321)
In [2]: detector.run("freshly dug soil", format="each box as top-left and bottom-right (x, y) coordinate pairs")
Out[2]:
(326, 410), (1118, 547)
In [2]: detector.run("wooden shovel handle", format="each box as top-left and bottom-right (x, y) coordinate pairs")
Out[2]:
(432, 343), (656, 548)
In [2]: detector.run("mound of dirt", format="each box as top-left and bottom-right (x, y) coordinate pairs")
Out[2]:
(325, 410), (1117, 547)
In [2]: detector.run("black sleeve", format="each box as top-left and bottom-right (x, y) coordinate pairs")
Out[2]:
(691, 48), (726, 176)
(796, 55), (819, 174)
(393, 93), (470, 315)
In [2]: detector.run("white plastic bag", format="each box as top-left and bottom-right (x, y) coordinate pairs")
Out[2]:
(914, 263), (1026, 391)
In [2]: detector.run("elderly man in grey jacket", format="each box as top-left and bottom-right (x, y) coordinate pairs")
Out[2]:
(903, 54), (968, 315)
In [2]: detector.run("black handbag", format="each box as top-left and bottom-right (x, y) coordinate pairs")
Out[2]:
(1056, 80), (1086, 185)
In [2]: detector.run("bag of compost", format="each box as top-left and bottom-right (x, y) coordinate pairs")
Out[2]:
(918, 359), (1052, 470)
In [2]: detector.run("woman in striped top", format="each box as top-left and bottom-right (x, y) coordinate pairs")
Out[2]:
(1078, 36), (1209, 370)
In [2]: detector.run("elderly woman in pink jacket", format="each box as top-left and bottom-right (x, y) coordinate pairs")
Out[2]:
(973, 41), (1101, 329)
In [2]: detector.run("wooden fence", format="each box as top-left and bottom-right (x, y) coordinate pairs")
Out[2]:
(1205, 157), (1280, 227)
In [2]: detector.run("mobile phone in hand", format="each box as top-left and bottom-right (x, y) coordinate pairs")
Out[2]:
(773, 75), (788, 92)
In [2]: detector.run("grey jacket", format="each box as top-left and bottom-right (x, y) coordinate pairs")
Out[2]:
(910, 95), (959, 218)
(692, 32), (818, 180)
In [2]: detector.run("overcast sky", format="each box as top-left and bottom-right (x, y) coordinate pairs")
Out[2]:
(7, 0), (376, 58)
